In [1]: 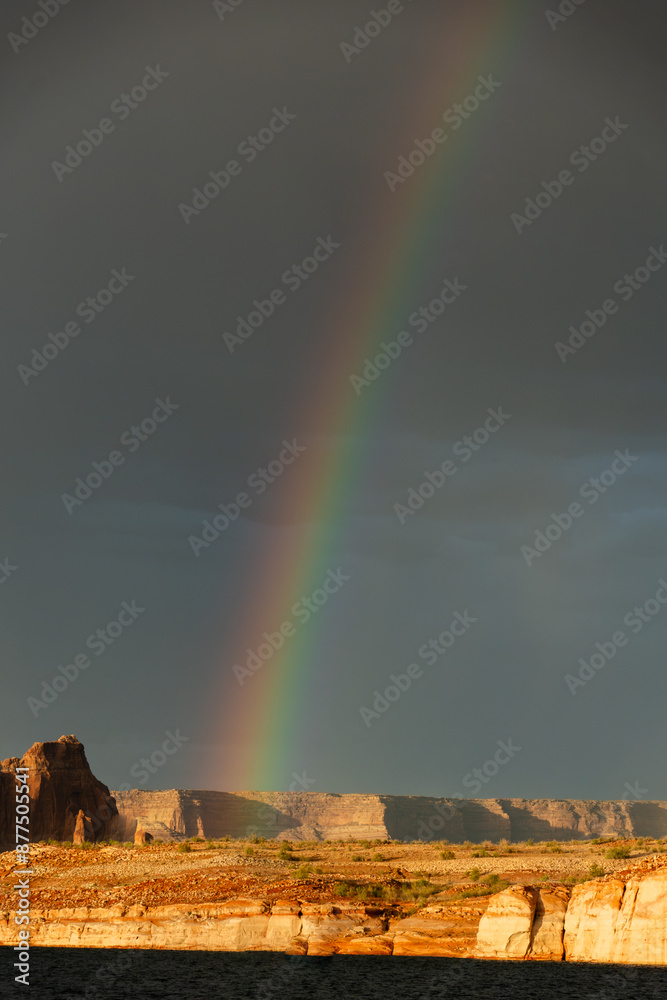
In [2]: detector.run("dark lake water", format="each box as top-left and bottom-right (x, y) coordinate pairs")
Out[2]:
(3, 948), (667, 999)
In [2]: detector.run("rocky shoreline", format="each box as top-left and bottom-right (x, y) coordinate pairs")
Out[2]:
(2, 855), (665, 963)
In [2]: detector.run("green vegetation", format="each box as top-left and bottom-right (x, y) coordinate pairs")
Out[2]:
(372, 852), (385, 862)
(440, 850), (456, 860)
(178, 843), (191, 853)
(292, 864), (313, 880)
(605, 845), (631, 859)
(588, 863), (606, 878)
(459, 874), (508, 899)
(333, 879), (440, 904)
(244, 846), (254, 856)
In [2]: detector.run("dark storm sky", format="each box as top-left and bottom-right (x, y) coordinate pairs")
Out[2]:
(1, 0), (666, 800)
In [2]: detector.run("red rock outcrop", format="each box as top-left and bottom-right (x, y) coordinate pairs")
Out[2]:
(1, 860), (666, 961)
(0, 735), (118, 844)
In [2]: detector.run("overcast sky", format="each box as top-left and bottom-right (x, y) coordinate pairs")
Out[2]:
(1, 0), (666, 801)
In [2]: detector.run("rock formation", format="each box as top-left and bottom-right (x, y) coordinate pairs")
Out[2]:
(110, 789), (667, 844)
(2, 859), (665, 961)
(0, 736), (118, 844)
(3, 734), (667, 847)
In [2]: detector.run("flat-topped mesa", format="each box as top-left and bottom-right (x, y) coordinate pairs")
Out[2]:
(109, 789), (667, 844)
(0, 735), (118, 844)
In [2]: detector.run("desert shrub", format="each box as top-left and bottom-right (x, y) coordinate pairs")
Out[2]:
(372, 852), (385, 862)
(525, 839), (535, 847)
(605, 845), (631, 859)
(351, 854), (363, 862)
(472, 850), (490, 858)
(467, 868), (481, 882)
(244, 846), (254, 856)
(460, 876), (508, 899)
(292, 864), (312, 880)
(440, 850), (455, 860)
(588, 863), (606, 878)
(123, 841), (134, 849)
(178, 843), (191, 853)
(334, 882), (352, 897)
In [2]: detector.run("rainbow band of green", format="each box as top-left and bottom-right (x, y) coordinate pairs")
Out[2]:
(222, 1), (525, 791)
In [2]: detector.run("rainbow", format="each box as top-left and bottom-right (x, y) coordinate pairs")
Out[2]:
(211, 1), (523, 791)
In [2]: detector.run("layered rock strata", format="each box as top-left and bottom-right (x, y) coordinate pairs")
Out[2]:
(1, 861), (665, 962)
(111, 790), (667, 844)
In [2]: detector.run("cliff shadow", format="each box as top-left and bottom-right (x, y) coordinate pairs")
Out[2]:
(184, 792), (301, 840)
(628, 801), (667, 839)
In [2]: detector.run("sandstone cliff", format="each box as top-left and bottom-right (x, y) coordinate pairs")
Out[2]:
(2, 860), (665, 961)
(3, 735), (667, 847)
(110, 789), (667, 844)
(0, 736), (117, 844)
(474, 856), (667, 964)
